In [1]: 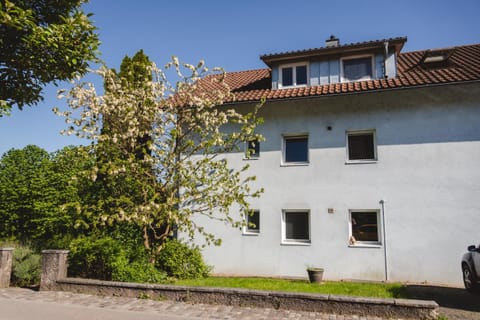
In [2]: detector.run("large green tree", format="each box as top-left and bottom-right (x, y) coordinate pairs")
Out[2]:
(0, 0), (99, 115)
(56, 57), (264, 262)
(117, 49), (152, 88)
(104, 50), (153, 159)
(86, 50), (155, 247)
(0, 145), (92, 248)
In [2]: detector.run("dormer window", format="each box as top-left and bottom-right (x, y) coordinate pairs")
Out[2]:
(341, 55), (374, 82)
(262, 37), (406, 88)
(279, 63), (308, 88)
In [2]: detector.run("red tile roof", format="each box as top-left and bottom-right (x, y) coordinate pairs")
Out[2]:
(200, 43), (480, 104)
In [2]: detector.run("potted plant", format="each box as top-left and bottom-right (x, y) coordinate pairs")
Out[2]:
(306, 267), (324, 284)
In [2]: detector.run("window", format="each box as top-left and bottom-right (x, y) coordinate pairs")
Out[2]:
(346, 130), (376, 162)
(246, 139), (260, 159)
(283, 135), (309, 164)
(282, 67), (293, 86)
(279, 63), (308, 88)
(421, 48), (455, 68)
(244, 210), (260, 234)
(342, 56), (373, 82)
(282, 210), (310, 244)
(349, 210), (381, 246)
(296, 65), (308, 85)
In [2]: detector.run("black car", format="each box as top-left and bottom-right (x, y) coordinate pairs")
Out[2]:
(461, 244), (480, 291)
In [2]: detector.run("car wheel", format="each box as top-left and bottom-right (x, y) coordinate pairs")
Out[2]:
(462, 264), (476, 292)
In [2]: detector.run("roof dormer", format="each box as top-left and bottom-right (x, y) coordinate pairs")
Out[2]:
(261, 36), (407, 89)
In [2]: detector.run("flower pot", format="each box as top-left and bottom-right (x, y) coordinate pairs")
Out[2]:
(307, 268), (324, 283)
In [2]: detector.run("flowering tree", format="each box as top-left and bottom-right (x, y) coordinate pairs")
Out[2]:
(55, 57), (263, 262)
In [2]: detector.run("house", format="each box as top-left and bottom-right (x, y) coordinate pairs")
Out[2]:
(194, 36), (480, 286)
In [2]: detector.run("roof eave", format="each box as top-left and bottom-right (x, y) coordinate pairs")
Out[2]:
(226, 78), (480, 105)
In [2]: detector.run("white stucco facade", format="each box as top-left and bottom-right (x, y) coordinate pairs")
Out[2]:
(193, 83), (480, 286)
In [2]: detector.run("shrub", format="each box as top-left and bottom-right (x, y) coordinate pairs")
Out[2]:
(68, 236), (166, 283)
(112, 257), (167, 283)
(11, 246), (41, 287)
(156, 240), (211, 279)
(68, 236), (124, 280)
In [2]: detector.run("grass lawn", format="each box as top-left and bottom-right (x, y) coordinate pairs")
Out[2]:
(174, 277), (409, 299)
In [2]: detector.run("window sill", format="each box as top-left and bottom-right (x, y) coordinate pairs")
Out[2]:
(281, 241), (311, 246)
(345, 160), (377, 165)
(348, 243), (382, 248)
(242, 231), (260, 236)
(341, 77), (373, 83)
(278, 84), (308, 89)
(281, 162), (309, 167)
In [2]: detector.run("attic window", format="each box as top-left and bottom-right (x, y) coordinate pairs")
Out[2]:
(421, 48), (455, 67)
(341, 56), (374, 82)
(279, 63), (308, 88)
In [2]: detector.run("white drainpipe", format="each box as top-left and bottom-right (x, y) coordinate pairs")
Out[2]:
(380, 199), (388, 281)
(384, 41), (389, 79)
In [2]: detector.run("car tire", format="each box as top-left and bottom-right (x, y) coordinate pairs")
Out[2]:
(462, 264), (477, 292)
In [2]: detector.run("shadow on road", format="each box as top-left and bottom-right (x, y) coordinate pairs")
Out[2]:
(405, 285), (480, 312)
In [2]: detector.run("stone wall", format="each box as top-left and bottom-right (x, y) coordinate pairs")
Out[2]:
(40, 250), (69, 290)
(0, 248), (13, 288)
(39, 250), (438, 319)
(54, 277), (438, 320)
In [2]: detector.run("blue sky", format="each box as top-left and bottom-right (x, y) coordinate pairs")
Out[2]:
(1, 0), (479, 156)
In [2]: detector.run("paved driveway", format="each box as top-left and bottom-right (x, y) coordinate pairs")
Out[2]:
(0, 288), (391, 320)
(405, 284), (480, 320)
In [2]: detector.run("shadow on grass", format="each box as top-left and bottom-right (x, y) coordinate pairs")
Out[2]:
(404, 285), (480, 312)
(387, 285), (410, 299)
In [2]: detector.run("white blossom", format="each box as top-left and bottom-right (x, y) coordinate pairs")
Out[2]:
(56, 57), (264, 260)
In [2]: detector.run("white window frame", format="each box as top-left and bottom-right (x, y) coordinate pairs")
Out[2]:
(281, 209), (311, 245)
(282, 133), (309, 166)
(345, 129), (377, 164)
(278, 62), (309, 88)
(340, 54), (375, 83)
(243, 210), (260, 235)
(348, 209), (382, 247)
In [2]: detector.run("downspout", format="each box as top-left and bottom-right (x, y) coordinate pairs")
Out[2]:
(380, 199), (388, 281)
(384, 41), (389, 79)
